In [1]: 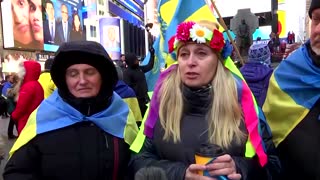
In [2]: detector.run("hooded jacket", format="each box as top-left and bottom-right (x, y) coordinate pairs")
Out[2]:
(4, 41), (138, 180)
(12, 61), (43, 134)
(240, 62), (273, 107)
(123, 53), (153, 116)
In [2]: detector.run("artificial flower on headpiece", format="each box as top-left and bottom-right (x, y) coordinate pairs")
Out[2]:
(168, 21), (226, 54)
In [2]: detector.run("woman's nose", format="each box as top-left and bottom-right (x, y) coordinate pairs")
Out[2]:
(78, 74), (88, 84)
(186, 54), (196, 66)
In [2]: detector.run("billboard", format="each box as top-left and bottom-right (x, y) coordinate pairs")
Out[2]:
(100, 17), (121, 60)
(1, 0), (85, 52)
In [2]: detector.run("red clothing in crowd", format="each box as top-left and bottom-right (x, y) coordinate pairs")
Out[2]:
(12, 61), (44, 134)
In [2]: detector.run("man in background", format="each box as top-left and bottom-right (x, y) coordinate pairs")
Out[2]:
(43, 0), (58, 44)
(56, 3), (71, 44)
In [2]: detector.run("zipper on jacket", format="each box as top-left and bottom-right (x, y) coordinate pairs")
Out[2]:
(104, 134), (109, 149)
(87, 104), (91, 116)
(112, 137), (119, 180)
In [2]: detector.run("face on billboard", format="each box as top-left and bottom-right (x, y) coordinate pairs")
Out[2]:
(61, 4), (68, 23)
(73, 14), (81, 31)
(11, 0), (33, 46)
(45, 2), (55, 21)
(29, 0), (43, 44)
(107, 27), (116, 41)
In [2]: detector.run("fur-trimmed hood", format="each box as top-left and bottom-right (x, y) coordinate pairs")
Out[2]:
(17, 61), (41, 85)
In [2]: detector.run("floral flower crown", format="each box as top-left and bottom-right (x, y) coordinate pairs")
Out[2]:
(168, 21), (232, 59)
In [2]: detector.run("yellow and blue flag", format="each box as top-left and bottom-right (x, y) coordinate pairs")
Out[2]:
(263, 42), (320, 147)
(10, 90), (138, 157)
(115, 80), (143, 122)
(143, 0), (180, 91)
(164, 0), (219, 54)
(144, 0), (219, 91)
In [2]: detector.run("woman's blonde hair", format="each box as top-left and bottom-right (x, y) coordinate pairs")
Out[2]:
(159, 57), (246, 149)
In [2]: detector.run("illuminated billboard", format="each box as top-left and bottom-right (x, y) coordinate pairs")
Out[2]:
(1, 0), (85, 52)
(100, 17), (121, 60)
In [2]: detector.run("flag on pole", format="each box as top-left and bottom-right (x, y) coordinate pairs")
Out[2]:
(143, 0), (180, 91)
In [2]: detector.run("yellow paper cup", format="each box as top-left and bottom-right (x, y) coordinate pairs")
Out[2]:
(195, 154), (213, 175)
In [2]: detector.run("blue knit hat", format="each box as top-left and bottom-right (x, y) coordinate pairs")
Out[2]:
(247, 43), (271, 65)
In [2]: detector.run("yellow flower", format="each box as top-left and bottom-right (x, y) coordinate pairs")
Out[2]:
(190, 24), (213, 43)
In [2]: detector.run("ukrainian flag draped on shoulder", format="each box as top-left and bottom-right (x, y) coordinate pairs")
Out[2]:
(132, 59), (268, 167)
(10, 90), (138, 157)
(263, 41), (320, 147)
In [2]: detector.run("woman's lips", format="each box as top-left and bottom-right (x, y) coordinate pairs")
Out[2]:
(185, 72), (199, 79)
(32, 23), (42, 32)
(17, 24), (30, 33)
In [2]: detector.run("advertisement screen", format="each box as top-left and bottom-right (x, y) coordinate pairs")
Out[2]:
(42, 0), (85, 51)
(100, 17), (121, 60)
(1, 0), (84, 52)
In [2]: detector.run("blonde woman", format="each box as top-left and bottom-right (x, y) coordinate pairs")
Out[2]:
(129, 21), (280, 180)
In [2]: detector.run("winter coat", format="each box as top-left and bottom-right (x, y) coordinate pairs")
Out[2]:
(12, 61), (44, 134)
(4, 91), (138, 180)
(240, 62), (273, 107)
(129, 85), (281, 179)
(123, 53), (154, 116)
(4, 122), (132, 180)
(1, 82), (12, 97)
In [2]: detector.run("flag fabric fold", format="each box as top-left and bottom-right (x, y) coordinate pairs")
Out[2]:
(263, 42), (320, 147)
(10, 90), (138, 157)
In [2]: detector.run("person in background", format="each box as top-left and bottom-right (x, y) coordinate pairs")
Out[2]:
(0, 75), (11, 119)
(114, 65), (142, 125)
(70, 13), (84, 41)
(5, 74), (19, 139)
(29, 0), (44, 48)
(123, 47), (155, 117)
(279, 40), (287, 54)
(119, 54), (127, 69)
(11, 0), (33, 48)
(240, 43), (273, 107)
(38, 58), (56, 98)
(1, 75), (14, 98)
(129, 20), (280, 180)
(4, 41), (138, 180)
(134, 167), (168, 180)
(11, 60), (44, 135)
(263, 0), (320, 179)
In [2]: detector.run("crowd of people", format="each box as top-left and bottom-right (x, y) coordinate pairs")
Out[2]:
(0, 0), (319, 179)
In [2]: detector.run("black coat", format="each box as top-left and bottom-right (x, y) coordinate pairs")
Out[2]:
(3, 122), (131, 180)
(129, 86), (281, 179)
(123, 53), (154, 116)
